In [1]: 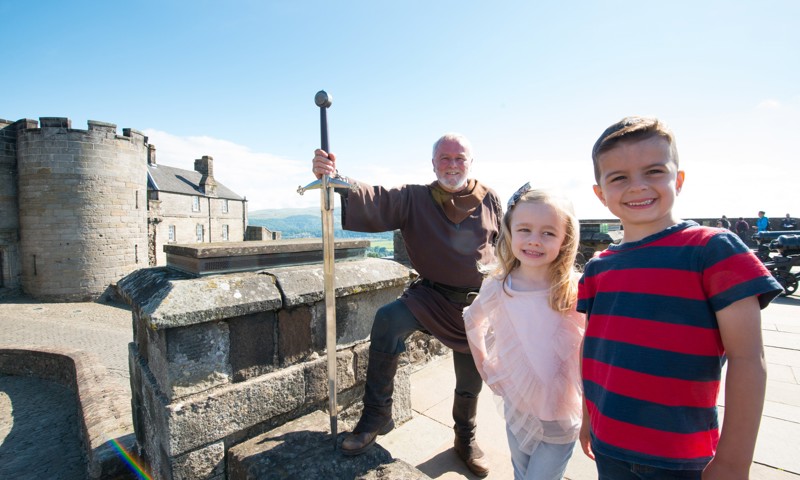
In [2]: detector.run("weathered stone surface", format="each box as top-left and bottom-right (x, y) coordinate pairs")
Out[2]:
(118, 268), (282, 329)
(355, 461), (433, 480)
(229, 311), (277, 381)
(172, 441), (225, 480)
(303, 349), (357, 406)
(277, 306), (314, 366)
(160, 364), (306, 456)
(166, 321), (231, 398)
(140, 319), (231, 400)
(334, 287), (408, 345)
(272, 258), (410, 307)
(227, 410), (431, 480)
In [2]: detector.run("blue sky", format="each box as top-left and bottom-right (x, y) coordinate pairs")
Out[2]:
(3, 1), (798, 221)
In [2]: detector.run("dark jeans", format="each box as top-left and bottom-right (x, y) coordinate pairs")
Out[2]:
(596, 452), (703, 480)
(369, 298), (483, 398)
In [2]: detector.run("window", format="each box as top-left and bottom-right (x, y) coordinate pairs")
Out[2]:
(222, 224), (229, 241)
(222, 199), (229, 213)
(192, 196), (200, 212)
(196, 224), (204, 242)
(168, 225), (176, 242)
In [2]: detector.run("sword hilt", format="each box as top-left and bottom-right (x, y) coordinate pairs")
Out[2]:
(298, 90), (356, 206)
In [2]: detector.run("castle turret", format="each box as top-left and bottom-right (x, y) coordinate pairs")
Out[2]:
(16, 117), (149, 301)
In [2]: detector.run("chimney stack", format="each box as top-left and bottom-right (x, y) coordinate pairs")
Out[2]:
(195, 155), (217, 196)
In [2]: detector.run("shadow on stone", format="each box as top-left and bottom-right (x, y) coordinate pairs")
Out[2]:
(228, 409), (431, 479)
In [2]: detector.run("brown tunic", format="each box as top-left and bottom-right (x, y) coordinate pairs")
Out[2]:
(341, 179), (503, 353)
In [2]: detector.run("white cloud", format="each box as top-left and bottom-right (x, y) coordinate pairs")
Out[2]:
(756, 99), (781, 110)
(143, 129), (320, 212)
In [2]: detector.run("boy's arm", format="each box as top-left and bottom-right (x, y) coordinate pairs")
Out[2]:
(578, 337), (594, 460)
(703, 295), (766, 480)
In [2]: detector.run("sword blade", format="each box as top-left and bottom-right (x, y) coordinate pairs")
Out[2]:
(320, 179), (338, 448)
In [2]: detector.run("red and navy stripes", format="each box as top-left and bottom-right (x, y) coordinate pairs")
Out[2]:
(578, 222), (781, 469)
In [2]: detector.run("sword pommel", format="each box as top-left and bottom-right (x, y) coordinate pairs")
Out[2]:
(315, 90), (332, 108)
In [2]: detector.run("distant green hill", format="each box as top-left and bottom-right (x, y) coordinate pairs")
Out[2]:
(249, 207), (393, 242)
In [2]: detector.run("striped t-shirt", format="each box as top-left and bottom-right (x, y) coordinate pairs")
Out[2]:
(578, 221), (781, 470)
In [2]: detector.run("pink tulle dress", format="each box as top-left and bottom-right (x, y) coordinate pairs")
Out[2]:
(463, 274), (585, 455)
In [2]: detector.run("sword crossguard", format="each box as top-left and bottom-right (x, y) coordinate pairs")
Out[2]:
(297, 174), (357, 195)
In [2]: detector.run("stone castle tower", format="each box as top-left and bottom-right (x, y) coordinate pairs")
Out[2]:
(1, 117), (149, 301)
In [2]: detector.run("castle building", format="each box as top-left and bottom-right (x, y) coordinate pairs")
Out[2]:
(0, 117), (247, 301)
(147, 152), (246, 266)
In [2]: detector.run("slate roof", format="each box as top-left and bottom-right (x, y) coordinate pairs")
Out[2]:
(147, 164), (243, 200)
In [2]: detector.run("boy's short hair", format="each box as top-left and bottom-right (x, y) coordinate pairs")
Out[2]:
(591, 116), (679, 183)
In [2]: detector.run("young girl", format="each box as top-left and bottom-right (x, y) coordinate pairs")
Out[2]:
(463, 184), (585, 480)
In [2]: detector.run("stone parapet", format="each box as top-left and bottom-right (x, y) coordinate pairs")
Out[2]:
(0, 346), (135, 479)
(117, 256), (445, 480)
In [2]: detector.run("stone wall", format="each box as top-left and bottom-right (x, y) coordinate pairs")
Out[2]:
(16, 118), (149, 301)
(0, 346), (135, 479)
(117, 257), (447, 479)
(0, 119), (36, 292)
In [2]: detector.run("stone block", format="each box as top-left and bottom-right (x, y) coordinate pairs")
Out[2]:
(160, 364), (307, 456)
(117, 267), (282, 329)
(229, 311), (277, 382)
(335, 286), (405, 345)
(303, 349), (356, 406)
(271, 258), (410, 308)
(277, 306), (313, 366)
(164, 321), (231, 398)
(140, 318), (231, 400)
(172, 441), (225, 480)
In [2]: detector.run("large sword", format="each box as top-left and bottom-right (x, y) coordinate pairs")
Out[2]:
(297, 90), (354, 449)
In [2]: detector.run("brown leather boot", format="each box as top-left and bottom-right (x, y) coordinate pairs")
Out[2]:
(453, 391), (490, 477)
(341, 349), (399, 456)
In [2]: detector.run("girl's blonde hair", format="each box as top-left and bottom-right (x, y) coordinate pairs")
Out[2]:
(489, 188), (580, 312)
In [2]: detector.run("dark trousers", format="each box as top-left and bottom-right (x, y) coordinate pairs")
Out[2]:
(596, 452), (703, 480)
(368, 298), (483, 398)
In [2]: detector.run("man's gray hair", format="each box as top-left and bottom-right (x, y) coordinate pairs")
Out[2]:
(432, 133), (473, 159)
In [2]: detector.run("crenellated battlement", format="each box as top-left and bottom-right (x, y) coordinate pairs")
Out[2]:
(8, 117), (150, 146)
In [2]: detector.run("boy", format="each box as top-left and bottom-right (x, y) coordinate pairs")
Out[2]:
(578, 116), (782, 479)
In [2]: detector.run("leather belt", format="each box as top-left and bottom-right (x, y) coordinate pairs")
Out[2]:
(417, 278), (479, 305)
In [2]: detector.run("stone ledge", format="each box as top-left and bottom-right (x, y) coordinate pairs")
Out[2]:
(0, 346), (135, 479)
(117, 267), (282, 329)
(271, 257), (412, 307)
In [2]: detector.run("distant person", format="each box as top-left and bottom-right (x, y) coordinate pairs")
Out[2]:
(464, 186), (585, 480)
(580, 116), (782, 479)
(756, 210), (770, 232)
(719, 215), (730, 229)
(780, 213), (797, 230)
(735, 217), (750, 244)
(312, 133), (502, 476)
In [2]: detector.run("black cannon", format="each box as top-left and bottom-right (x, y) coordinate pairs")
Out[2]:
(752, 230), (798, 261)
(759, 234), (800, 296)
